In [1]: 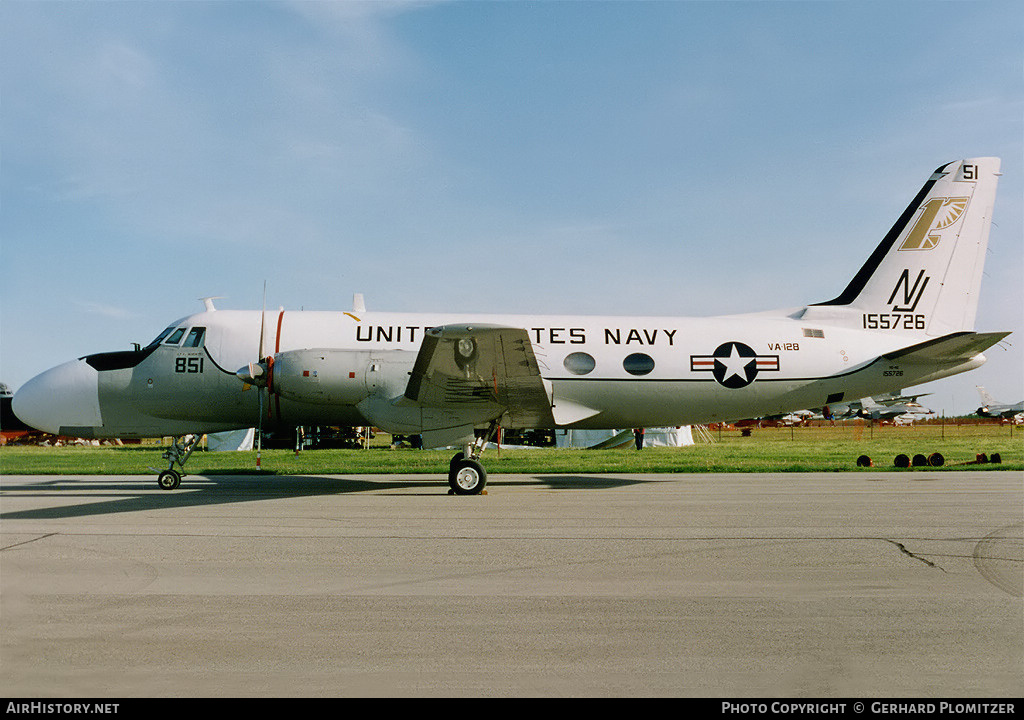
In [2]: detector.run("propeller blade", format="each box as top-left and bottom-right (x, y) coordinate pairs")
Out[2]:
(256, 282), (268, 470)
(259, 281), (267, 361)
(256, 379), (264, 470)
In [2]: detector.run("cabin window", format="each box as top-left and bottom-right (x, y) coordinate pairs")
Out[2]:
(563, 352), (596, 376)
(183, 327), (207, 348)
(623, 353), (655, 376)
(164, 327), (187, 345)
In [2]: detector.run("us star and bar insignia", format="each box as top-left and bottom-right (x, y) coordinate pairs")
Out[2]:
(690, 341), (779, 389)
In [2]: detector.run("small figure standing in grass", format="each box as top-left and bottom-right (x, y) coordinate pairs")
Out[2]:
(633, 428), (644, 450)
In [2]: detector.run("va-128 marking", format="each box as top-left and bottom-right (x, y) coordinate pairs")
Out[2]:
(13, 157), (1009, 495)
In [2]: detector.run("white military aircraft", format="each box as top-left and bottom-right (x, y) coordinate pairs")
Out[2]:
(975, 386), (1024, 421)
(853, 396), (935, 423)
(14, 157), (1008, 494)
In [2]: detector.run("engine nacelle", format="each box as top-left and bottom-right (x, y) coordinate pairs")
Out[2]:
(269, 349), (375, 406)
(268, 349), (416, 406)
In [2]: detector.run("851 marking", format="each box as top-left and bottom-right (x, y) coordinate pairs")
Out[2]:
(175, 357), (205, 374)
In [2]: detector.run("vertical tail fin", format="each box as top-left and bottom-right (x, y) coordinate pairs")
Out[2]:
(976, 385), (998, 407)
(810, 158), (1001, 336)
(859, 397), (882, 412)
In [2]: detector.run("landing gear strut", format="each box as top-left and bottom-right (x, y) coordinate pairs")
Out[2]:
(156, 434), (201, 490)
(447, 421), (499, 496)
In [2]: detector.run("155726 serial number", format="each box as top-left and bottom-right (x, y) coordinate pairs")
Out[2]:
(862, 313), (926, 330)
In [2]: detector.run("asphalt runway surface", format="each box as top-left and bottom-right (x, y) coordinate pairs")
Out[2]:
(1, 471), (1021, 698)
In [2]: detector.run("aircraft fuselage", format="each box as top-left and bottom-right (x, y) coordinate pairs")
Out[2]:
(18, 307), (984, 440)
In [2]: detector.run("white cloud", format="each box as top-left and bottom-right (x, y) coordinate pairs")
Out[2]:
(74, 300), (142, 320)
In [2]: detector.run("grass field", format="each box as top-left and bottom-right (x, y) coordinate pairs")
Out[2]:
(1, 422), (1020, 476)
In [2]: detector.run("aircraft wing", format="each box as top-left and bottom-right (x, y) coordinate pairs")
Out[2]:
(403, 324), (555, 428)
(882, 331), (1010, 363)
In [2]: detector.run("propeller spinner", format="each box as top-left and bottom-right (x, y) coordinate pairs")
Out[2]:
(237, 360), (269, 387)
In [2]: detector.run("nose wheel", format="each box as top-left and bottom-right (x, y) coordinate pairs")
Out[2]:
(158, 469), (182, 490)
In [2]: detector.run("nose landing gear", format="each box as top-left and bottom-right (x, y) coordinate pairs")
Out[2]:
(154, 434), (201, 490)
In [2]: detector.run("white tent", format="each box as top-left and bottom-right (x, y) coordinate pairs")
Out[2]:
(644, 427), (695, 447)
(207, 428), (255, 451)
(555, 427), (694, 449)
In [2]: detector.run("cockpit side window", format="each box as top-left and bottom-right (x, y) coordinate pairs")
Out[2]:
(183, 327), (206, 348)
(164, 327), (187, 345)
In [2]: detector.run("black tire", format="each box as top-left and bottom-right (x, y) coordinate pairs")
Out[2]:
(158, 469), (181, 490)
(912, 454), (928, 467)
(894, 454), (910, 468)
(448, 458), (487, 495)
(856, 455), (872, 467)
(928, 452), (945, 467)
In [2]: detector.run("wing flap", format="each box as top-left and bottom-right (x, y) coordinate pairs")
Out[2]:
(404, 324), (555, 427)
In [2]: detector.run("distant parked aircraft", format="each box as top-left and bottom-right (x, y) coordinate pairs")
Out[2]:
(975, 386), (1024, 421)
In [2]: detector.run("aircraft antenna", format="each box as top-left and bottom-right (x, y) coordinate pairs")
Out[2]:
(200, 296), (223, 312)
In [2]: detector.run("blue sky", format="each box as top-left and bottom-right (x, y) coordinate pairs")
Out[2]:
(2, 0), (1021, 415)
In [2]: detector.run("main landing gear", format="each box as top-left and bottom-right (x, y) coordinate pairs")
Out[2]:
(155, 434), (201, 490)
(447, 421), (499, 496)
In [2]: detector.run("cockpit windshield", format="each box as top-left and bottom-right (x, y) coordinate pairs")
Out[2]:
(164, 327), (187, 346)
(148, 326), (177, 348)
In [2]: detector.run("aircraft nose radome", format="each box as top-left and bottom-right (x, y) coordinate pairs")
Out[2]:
(12, 360), (102, 435)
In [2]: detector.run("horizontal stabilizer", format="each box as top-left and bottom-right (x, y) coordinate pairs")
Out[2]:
(882, 331), (1009, 363)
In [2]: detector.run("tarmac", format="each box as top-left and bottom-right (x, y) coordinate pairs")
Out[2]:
(1, 471), (1021, 698)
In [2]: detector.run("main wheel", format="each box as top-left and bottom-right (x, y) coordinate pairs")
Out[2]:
(158, 469), (181, 490)
(448, 458), (487, 495)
